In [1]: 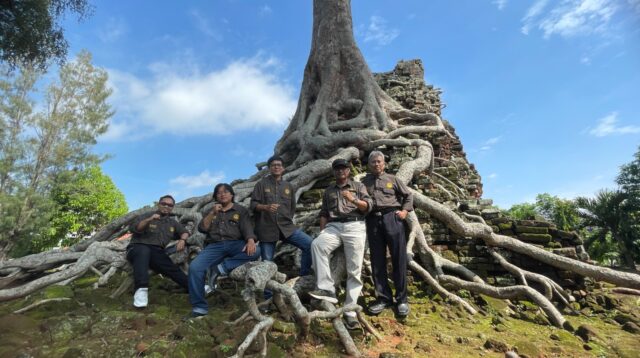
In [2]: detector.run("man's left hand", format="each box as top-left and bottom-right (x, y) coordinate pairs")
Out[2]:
(396, 210), (408, 220)
(176, 239), (186, 252)
(243, 239), (257, 256)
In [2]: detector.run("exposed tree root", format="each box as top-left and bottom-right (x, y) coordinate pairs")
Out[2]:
(13, 298), (71, 314)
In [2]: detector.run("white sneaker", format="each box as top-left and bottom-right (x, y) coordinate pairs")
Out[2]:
(133, 288), (148, 308)
(204, 284), (217, 295)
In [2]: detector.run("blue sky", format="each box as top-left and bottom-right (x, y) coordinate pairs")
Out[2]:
(57, 0), (640, 210)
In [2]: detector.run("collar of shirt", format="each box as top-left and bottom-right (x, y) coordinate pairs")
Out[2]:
(331, 180), (355, 190)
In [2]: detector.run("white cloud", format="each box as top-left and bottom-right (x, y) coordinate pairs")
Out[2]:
(521, 0), (618, 38)
(588, 112), (640, 137)
(493, 0), (508, 10)
(580, 55), (592, 64)
(190, 10), (222, 41)
(260, 5), (273, 16)
(364, 16), (399, 46)
(103, 54), (297, 140)
(170, 170), (225, 190)
(98, 17), (127, 43)
(521, 0), (550, 34)
(484, 136), (501, 145)
(486, 173), (498, 179)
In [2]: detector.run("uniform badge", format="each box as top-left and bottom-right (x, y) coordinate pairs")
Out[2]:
(284, 188), (290, 195)
(149, 224), (157, 229)
(169, 227), (175, 232)
(386, 182), (393, 189)
(265, 188), (271, 193)
(232, 213), (240, 221)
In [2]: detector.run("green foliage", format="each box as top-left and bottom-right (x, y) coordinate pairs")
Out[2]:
(0, 0), (92, 69)
(0, 51), (115, 257)
(33, 166), (128, 251)
(535, 193), (580, 231)
(576, 190), (637, 268)
(504, 194), (580, 231)
(505, 202), (538, 220)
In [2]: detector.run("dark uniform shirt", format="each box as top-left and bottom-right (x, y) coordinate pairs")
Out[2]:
(129, 213), (188, 248)
(198, 203), (256, 243)
(362, 172), (413, 212)
(320, 179), (373, 221)
(250, 175), (298, 242)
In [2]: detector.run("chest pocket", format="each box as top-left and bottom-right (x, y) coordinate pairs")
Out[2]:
(382, 188), (395, 195)
(148, 223), (159, 233)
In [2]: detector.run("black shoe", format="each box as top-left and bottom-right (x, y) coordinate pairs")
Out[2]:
(396, 303), (410, 317)
(368, 300), (393, 315)
(343, 314), (360, 330)
(182, 311), (207, 322)
(308, 289), (338, 304)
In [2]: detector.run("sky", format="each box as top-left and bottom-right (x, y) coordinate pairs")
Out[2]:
(55, 0), (640, 210)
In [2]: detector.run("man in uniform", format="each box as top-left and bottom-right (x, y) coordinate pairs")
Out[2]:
(309, 159), (372, 329)
(127, 195), (189, 308)
(250, 155), (313, 278)
(362, 151), (413, 317)
(187, 183), (261, 318)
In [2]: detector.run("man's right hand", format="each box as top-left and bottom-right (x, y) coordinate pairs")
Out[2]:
(212, 203), (222, 213)
(151, 213), (161, 220)
(266, 203), (279, 213)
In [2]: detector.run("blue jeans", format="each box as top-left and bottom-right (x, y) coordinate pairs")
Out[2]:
(260, 229), (313, 299)
(188, 240), (261, 314)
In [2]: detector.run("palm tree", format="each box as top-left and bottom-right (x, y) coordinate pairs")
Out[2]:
(576, 189), (636, 270)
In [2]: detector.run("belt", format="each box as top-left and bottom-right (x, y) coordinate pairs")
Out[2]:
(330, 217), (363, 223)
(371, 207), (401, 216)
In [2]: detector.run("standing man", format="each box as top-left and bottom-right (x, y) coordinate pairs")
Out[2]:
(127, 195), (189, 308)
(250, 155), (313, 278)
(309, 159), (372, 329)
(362, 151), (413, 317)
(187, 183), (261, 318)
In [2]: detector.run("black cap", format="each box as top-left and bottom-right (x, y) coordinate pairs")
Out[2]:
(332, 159), (349, 169)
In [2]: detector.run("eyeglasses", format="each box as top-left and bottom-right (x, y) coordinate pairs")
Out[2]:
(159, 202), (174, 207)
(270, 163), (283, 168)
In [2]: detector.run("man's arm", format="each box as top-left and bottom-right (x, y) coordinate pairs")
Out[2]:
(319, 216), (328, 231)
(132, 213), (160, 233)
(198, 204), (221, 233)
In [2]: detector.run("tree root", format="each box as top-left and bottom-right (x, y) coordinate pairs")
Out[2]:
(439, 275), (569, 329)
(13, 298), (71, 314)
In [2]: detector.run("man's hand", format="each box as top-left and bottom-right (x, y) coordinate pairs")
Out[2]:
(266, 203), (280, 213)
(243, 239), (257, 256)
(176, 239), (186, 252)
(341, 190), (356, 203)
(151, 213), (161, 220)
(212, 203), (222, 213)
(396, 209), (408, 220)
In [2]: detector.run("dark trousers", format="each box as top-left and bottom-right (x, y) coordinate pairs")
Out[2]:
(366, 211), (408, 304)
(126, 243), (189, 290)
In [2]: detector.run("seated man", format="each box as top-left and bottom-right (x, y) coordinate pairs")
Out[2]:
(250, 155), (313, 302)
(127, 195), (189, 308)
(187, 183), (261, 318)
(309, 159), (372, 330)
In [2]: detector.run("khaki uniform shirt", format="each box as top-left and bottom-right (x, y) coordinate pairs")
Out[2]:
(362, 172), (413, 212)
(129, 213), (188, 248)
(198, 204), (256, 243)
(320, 179), (373, 221)
(250, 175), (298, 242)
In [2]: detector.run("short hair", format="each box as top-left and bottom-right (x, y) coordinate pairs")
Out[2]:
(213, 183), (235, 202)
(368, 150), (385, 163)
(158, 195), (175, 204)
(267, 155), (284, 167)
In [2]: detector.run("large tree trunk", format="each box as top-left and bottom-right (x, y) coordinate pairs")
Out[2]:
(275, 0), (396, 166)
